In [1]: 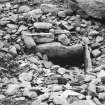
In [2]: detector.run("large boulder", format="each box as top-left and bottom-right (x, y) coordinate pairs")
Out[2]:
(76, 0), (105, 19)
(36, 42), (84, 65)
(64, 0), (105, 19)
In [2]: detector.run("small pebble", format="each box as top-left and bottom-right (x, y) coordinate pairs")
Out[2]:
(0, 95), (5, 100)
(57, 67), (66, 75)
(9, 46), (17, 55)
(39, 102), (48, 105)
(19, 71), (33, 82)
(52, 85), (63, 92)
(96, 36), (103, 43)
(58, 11), (66, 18)
(92, 49), (101, 57)
(18, 5), (31, 13)
(5, 84), (19, 96)
(89, 30), (99, 36)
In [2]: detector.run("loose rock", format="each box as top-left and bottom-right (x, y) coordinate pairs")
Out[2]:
(0, 95), (5, 100)
(5, 84), (19, 96)
(58, 34), (70, 45)
(18, 5), (31, 13)
(76, 0), (105, 19)
(92, 49), (101, 57)
(19, 71), (33, 82)
(57, 67), (66, 75)
(22, 31), (36, 49)
(33, 33), (54, 43)
(40, 4), (59, 14)
(34, 22), (52, 30)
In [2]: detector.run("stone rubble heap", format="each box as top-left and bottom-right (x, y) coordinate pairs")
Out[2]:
(0, 0), (105, 105)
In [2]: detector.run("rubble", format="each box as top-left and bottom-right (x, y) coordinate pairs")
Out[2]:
(0, 0), (105, 105)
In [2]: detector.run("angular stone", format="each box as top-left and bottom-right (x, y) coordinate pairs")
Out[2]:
(0, 4), (4, 11)
(9, 46), (17, 55)
(22, 31), (36, 49)
(23, 88), (37, 98)
(82, 37), (90, 45)
(34, 22), (52, 29)
(5, 2), (11, 10)
(19, 71), (33, 82)
(0, 95), (5, 100)
(76, 0), (105, 19)
(58, 34), (70, 45)
(57, 67), (66, 75)
(0, 20), (10, 26)
(92, 49), (101, 57)
(89, 30), (99, 36)
(7, 24), (18, 29)
(14, 44), (21, 51)
(9, 14), (18, 22)
(60, 21), (74, 30)
(42, 61), (52, 69)
(0, 41), (4, 49)
(58, 11), (66, 18)
(54, 30), (70, 35)
(38, 93), (50, 101)
(96, 36), (103, 43)
(18, 5), (31, 13)
(61, 90), (83, 98)
(40, 4), (59, 14)
(65, 9), (73, 15)
(5, 84), (20, 96)
(58, 9), (73, 18)
(15, 97), (25, 101)
(0, 30), (4, 36)
(53, 95), (69, 105)
(51, 85), (63, 92)
(18, 25), (27, 32)
(33, 33), (54, 43)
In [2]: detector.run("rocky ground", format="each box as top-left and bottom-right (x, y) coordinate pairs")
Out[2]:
(1, 0), (105, 105)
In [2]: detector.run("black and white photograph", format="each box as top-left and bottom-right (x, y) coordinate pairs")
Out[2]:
(0, 0), (105, 105)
